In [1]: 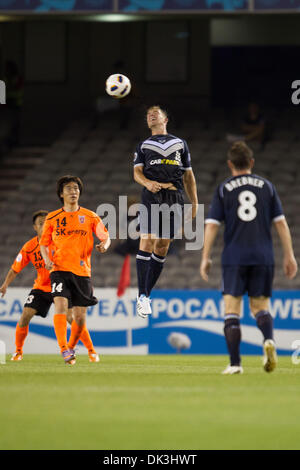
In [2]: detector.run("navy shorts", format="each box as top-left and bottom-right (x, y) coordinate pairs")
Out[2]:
(50, 271), (98, 307)
(222, 265), (274, 298)
(139, 188), (184, 239)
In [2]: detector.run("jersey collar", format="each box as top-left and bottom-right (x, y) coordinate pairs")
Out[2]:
(62, 206), (81, 213)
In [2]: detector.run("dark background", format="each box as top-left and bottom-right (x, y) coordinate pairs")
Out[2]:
(1, 15), (300, 145)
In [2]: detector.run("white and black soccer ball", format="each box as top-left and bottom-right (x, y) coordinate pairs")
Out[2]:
(105, 74), (131, 99)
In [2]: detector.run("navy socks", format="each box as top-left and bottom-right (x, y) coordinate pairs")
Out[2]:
(136, 250), (151, 297)
(255, 310), (273, 341)
(136, 251), (166, 297)
(145, 253), (166, 296)
(224, 315), (241, 366)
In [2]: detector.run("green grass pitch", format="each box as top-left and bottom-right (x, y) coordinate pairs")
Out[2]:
(0, 354), (299, 450)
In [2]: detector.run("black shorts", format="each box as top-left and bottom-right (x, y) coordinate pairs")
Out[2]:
(222, 265), (274, 298)
(24, 289), (53, 318)
(139, 188), (184, 239)
(50, 271), (98, 307)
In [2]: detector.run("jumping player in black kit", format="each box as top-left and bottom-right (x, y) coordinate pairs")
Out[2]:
(200, 141), (298, 374)
(134, 106), (198, 318)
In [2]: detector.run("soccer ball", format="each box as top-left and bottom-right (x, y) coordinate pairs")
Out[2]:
(105, 74), (131, 99)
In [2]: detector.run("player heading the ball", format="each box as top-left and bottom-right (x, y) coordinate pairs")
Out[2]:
(133, 105), (198, 318)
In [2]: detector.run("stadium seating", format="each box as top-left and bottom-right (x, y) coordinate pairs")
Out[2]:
(0, 110), (299, 290)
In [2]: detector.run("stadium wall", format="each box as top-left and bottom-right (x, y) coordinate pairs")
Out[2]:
(1, 288), (300, 357)
(211, 16), (300, 46)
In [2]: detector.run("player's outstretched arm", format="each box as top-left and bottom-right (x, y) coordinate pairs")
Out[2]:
(0, 268), (18, 297)
(200, 223), (220, 281)
(274, 218), (298, 279)
(183, 169), (198, 218)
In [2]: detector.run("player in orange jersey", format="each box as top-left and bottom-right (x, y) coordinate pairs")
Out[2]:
(40, 175), (110, 365)
(0, 210), (100, 362)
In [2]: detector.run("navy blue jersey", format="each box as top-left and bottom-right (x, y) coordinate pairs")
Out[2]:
(206, 174), (284, 266)
(133, 133), (192, 191)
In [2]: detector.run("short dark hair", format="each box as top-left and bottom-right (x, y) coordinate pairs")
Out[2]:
(146, 105), (168, 120)
(56, 175), (83, 203)
(32, 210), (49, 225)
(227, 141), (254, 170)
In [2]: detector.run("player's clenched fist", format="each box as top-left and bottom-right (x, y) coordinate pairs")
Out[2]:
(146, 181), (162, 193)
(0, 284), (7, 297)
(283, 254), (298, 279)
(45, 260), (54, 271)
(200, 258), (212, 282)
(96, 237), (111, 253)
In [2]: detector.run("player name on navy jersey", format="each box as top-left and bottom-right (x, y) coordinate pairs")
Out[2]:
(206, 174), (285, 266)
(133, 134), (192, 191)
(224, 175), (265, 191)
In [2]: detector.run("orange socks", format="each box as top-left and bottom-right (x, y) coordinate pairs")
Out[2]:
(53, 314), (68, 352)
(16, 318), (95, 356)
(15, 324), (29, 353)
(68, 321), (84, 350)
(79, 326), (95, 353)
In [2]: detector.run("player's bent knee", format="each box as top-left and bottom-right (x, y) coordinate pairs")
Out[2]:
(19, 308), (36, 327)
(72, 307), (86, 326)
(53, 297), (69, 315)
(139, 236), (155, 252)
(154, 239), (170, 256)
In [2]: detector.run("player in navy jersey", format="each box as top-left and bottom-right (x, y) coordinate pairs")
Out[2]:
(134, 106), (198, 318)
(200, 141), (297, 374)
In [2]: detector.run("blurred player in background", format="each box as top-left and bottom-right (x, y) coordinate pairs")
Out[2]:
(40, 176), (110, 365)
(133, 105), (198, 318)
(241, 102), (266, 145)
(226, 102), (266, 148)
(0, 210), (100, 362)
(200, 141), (297, 374)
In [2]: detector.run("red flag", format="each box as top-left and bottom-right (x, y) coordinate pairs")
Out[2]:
(117, 254), (131, 297)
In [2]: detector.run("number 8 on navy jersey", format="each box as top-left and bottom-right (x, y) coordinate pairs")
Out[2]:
(206, 174), (284, 266)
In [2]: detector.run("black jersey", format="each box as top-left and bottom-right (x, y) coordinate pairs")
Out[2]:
(133, 134), (192, 191)
(206, 174), (284, 266)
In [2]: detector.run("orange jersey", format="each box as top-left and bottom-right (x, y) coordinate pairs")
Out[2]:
(11, 236), (52, 292)
(40, 207), (108, 277)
